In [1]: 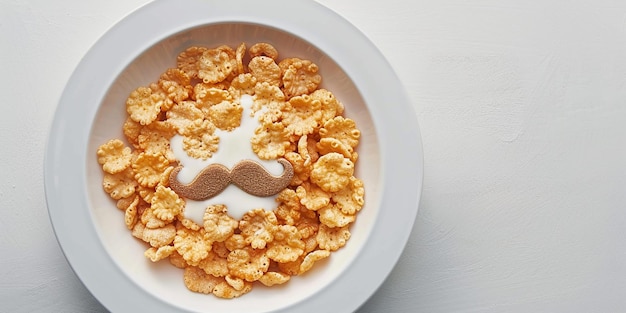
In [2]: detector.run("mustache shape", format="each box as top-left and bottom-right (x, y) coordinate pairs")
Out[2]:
(169, 158), (294, 201)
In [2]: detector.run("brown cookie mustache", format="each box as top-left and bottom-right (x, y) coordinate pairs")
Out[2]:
(169, 158), (294, 201)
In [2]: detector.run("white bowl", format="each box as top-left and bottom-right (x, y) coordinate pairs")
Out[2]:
(44, 1), (423, 312)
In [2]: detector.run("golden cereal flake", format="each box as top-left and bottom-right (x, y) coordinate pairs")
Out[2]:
(122, 117), (142, 148)
(158, 68), (192, 105)
(266, 225), (305, 263)
(318, 203), (355, 228)
(299, 249), (331, 274)
(279, 58), (322, 99)
(332, 176), (365, 215)
(249, 42), (279, 60)
(142, 223), (176, 247)
(316, 137), (354, 160)
(141, 206), (168, 229)
(166, 100), (203, 134)
(102, 168), (137, 200)
(198, 249), (229, 278)
(316, 224), (351, 251)
(97, 139), (132, 174)
(176, 46), (208, 79)
(213, 279), (253, 299)
(228, 73), (257, 98)
(250, 122), (291, 160)
(235, 42), (246, 75)
(248, 56), (281, 86)
(183, 266), (222, 294)
(239, 208), (278, 249)
(194, 84), (232, 114)
(126, 86), (165, 125)
(197, 46), (236, 84)
(151, 185), (184, 223)
(182, 119), (220, 160)
(319, 116), (360, 149)
(227, 247), (270, 282)
(224, 234), (246, 252)
(258, 271), (290, 287)
(174, 226), (212, 266)
(203, 204), (239, 242)
(132, 152), (170, 188)
(311, 89), (344, 125)
(282, 95), (322, 136)
(207, 100), (243, 131)
(310, 152), (354, 192)
(296, 181), (330, 211)
(144, 245), (176, 262)
(123, 196), (140, 230)
(169, 250), (188, 269)
(137, 121), (177, 162)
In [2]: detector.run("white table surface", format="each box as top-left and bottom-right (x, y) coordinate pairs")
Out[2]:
(2, 0), (626, 312)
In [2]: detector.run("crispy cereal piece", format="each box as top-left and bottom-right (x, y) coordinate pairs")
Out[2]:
(142, 223), (176, 247)
(296, 181), (330, 211)
(299, 249), (331, 274)
(224, 234), (246, 252)
(173, 226), (212, 266)
(239, 209), (278, 249)
(122, 117), (142, 148)
(212, 241), (230, 259)
(311, 89), (344, 125)
(225, 274), (245, 291)
(151, 185), (184, 223)
(177, 46), (208, 79)
(198, 249), (229, 278)
(303, 236), (318, 254)
(249, 42), (279, 60)
(137, 121), (177, 162)
(166, 100), (203, 134)
(227, 247), (270, 282)
(123, 195), (140, 229)
(228, 73), (257, 98)
(295, 210), (320, 240)
(182, 119), (219, 160)
(116, 194), (137, 210)
(141, 206), (168, 229)
(316, 224), (351, 251)
(300, 133), (320, 164)
(284, 152), (310, 186)
(332, 176), (365, 215)
(266, 225), (305, 263)
(319, 116), (360, 149)
(248, 56), (281, 86)
(258, 271), (290, 287)
(169, 250), (188, 268)
(183, 266), (222, 294)
(277, 257), (303, 276)
(194, 84), (232, 114)
(282, 95), (322, 136)
(102, 168), (137, 200)
(158, 68), (192, 106)
(97, 139), (132, 174)
(132, 152), (170, 188)
(279, 58), (322, 99)
(316, 137), (353, 160)
(144, 245), (176, 262)
(310, 152), (354, 192)
(250, 122), (291, 160)
(177, 216), (201, 231)
(203, 204), (239, 242)
(235, 42), (247, 74)
(126, 86), (165, 125)
(207, 100), (243, 131)
(318, 203), (355, 228)
(197, 46), (236, 84)
(213, 279), (253, 299)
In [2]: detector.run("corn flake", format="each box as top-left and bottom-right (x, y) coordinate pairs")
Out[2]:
(248, 56), (281, 86)
(203, 204), (239, 242)
(251, 122), (291, 160)
(183, 266), (222, 294)
(318, 203), (355, 228)
(102, 168), (137, 200)
(258, 271), (290, 287)
(197, 46), (236, 84)
(227, 247), (270, 282)
(97, 139), (132, 174)
(126, 86), (165, 125)
(207, 100), (243, 131)
(266, 225), (305, 263)
(144, 245), (176, 262)
(132, 152), (170, 188)
(174, 226), (212, 266)
(151, 185), (184, 223)
(249, 42), (279, 60)
(239, 209), (278, 249)
(310, 152), (354, 192)
(165, 100), (203, 134)
(182, 119), (219, 160)
(282, 95), (322, 136)
(279, 58), (322, 99)
(319, 116), (360, 149)
(316, 224), (351, 251)
(142, 223), (176, 247)
(332, 176), (365, 215)
(299, 249), (331, 274)
(177, 46), (208, 79)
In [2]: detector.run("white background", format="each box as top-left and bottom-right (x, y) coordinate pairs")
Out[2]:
(2, 0), (626, 312)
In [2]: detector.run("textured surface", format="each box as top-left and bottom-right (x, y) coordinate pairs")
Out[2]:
(2, 0), (626, 312)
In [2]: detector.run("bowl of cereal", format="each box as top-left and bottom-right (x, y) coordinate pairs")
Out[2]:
(44, 1), (423, 312)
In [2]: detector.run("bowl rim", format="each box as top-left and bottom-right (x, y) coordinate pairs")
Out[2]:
(44, 1), (423, 312)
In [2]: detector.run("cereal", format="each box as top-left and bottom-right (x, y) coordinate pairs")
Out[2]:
(203, 204), (239, 242)
(126, 86), (165, 125)
(97, 139), (132, 174)
(310, 152), (354, 192)
(279, 58), (322, 99)
(97, 43), (366, 299)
